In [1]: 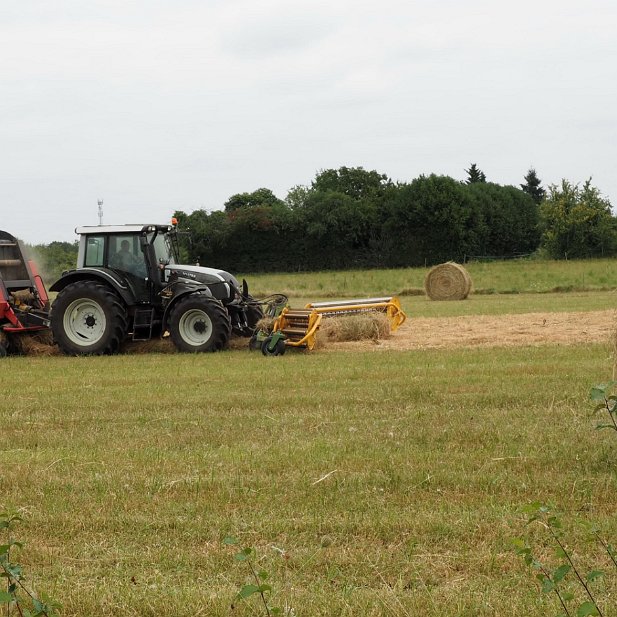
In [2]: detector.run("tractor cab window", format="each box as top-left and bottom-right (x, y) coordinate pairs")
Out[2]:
(108, 235), (146, 277)
(85, 236), (105, 267)
(149, 232), (176, 266)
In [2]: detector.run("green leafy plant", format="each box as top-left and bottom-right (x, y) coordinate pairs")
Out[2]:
(224, 536), (293, 616)
(513, 503), (615, 617)
(590, 382), (617, 433)
(0, 512), (60, 617)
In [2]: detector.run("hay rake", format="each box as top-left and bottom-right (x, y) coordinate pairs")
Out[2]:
(255, 296), (407, 356)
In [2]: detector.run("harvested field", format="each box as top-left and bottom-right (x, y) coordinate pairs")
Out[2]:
(11, 309), (616, 356)
(326, 309), (616, 351)
(124, 309), (614, 354)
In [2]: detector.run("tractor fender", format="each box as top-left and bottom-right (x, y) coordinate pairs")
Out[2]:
(49, 269), (134, 306)
(161, 285), (214, 331)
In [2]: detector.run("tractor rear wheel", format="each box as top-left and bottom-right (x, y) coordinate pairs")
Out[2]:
(169, 293), (231, 352)
(51, 281), (128, 355)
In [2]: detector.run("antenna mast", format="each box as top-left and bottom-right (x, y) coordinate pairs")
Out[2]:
(97, 199), (104, 225)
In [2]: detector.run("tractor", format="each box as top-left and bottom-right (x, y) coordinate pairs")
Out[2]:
(49, 223), (262, 355)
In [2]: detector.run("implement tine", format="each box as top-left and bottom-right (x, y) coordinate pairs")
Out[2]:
(305, 296), (407, 332)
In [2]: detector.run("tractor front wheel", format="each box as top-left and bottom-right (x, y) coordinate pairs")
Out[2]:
(169, 293), (231, 353)
(51, 281), (128, 355)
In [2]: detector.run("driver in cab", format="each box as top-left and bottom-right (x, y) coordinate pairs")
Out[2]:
(110, 240), (143, 275)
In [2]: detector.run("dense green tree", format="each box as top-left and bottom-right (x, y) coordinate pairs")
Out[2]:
(382, 175), (480, 266)
(224, 188), (284, 213)
(465, 163), (486, 184)
(223, 201), (297, 271)
(285, 184), (310, 210)
(466, 183), (540, 256)
(283, 166), (394, 269)
(301, 191), (379, 269)
(174, 209), (232, 266)
(539, 179), (617, 259)
(311, 167), (392, 200)
(176, 200), (298, 272)
(520, 167), (546, 204)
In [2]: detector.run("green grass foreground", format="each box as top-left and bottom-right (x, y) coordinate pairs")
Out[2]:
(1, 344), (616, 616)
(244, 257), (617, 299)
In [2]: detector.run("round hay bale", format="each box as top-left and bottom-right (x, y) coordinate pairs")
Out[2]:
(424, 262), (472, 301)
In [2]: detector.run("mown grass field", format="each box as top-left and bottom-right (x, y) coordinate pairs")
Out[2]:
(245, 257), (617, 299)
(1, 258), (617, 616)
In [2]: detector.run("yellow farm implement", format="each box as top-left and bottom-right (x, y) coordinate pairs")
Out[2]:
(257, 296), (407, 355)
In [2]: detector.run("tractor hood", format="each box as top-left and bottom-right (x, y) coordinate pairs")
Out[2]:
(165, 264), (242, 298)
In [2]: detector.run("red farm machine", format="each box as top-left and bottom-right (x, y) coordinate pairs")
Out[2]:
(0, 231), (51, 356)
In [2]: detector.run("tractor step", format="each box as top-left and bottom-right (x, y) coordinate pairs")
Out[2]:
(132, 308), (155, 341)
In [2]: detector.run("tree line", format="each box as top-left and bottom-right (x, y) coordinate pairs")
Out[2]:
(23, 165), (615, 282)
(174, 165), (616, 272)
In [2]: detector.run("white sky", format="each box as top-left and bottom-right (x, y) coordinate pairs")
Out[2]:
(2, 0), (616, 244)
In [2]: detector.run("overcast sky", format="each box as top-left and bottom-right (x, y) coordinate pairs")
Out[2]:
(2, 0), (616, 244)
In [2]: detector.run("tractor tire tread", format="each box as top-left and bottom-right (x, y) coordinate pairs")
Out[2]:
(169, 292), (231, 353)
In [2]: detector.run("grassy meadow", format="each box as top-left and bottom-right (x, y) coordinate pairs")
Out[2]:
(244, 257), (617, 299)
(1, 258), (617, 616)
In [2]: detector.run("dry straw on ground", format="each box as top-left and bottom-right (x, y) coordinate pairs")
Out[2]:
(122, 338), (176, 354)
(14, 331), (59, 356)
(316, 312), (391, 346)
(424, 261), (472, 301)
(255, 316), (276, 333)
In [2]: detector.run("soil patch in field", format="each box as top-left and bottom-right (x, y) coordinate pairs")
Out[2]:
(325, 309), (616, 352)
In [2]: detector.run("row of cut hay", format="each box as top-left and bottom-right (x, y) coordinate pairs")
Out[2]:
(119, 315), (392, 353)
(316, 312), (391, 346)
(14, 331), (59, 356)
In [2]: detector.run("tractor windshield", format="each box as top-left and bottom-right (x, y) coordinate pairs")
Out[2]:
(149, 231), (177, 265)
